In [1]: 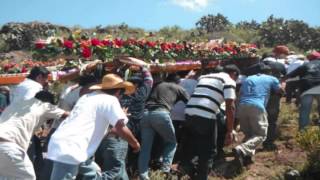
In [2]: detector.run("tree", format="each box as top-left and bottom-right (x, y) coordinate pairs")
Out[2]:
(196, 13), (232, 34)
(259, 15), (287, 47)
(258, 15), (319, 50)
(236, 20), (260, 30)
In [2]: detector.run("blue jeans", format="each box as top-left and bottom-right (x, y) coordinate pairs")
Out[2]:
(95, 136), (129, 180)
(50, 161), (78, 180)
(299, 94), (320, 130)
(138, 110), (177, 180)
(51, 158), (100, 180)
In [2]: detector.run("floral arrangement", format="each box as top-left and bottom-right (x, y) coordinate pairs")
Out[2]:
(0, 59), (65, 74)
(33, 34), (258, 62)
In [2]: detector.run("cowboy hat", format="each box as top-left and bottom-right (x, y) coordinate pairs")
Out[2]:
(89, 74), (135, 95)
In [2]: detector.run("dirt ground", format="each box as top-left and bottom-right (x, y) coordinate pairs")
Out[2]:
(208, 125), (307, 180)
(207, 101), (308, 180)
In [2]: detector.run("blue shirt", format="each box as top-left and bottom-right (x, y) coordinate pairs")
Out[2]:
(239, 74), (280, 111)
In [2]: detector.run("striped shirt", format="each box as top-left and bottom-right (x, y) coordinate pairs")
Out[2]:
(185, 72), (236, 120)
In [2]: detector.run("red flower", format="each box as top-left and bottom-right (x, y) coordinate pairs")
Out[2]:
(125, 38), (137, 46)
(213, 47), (224, 53)
(35, 40), (46, 49)
(114, 38), (124, 47)
(21, 66), (28, 73)
(3, 64), (11, 71)
(82, 47), (91, 58)
(101, 39), (113, 47)
(160, 43), (172, 51)
(91, 38), (101, 46)
(249, 44), (257, 48)
(146, 41), (156, 48)
(63, 40), (73, 49)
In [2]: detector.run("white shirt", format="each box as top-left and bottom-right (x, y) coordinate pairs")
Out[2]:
(51, 86), (81, 129)
(47, 91), (128, 165)
(0, 98), (65, 151)
(11, 78), (42, 103)
(171, 79), (197, 121)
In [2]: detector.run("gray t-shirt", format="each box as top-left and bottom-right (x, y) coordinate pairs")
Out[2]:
(146, 82), (189, 111)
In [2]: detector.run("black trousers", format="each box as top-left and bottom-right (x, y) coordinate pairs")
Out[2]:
(180, 115), (217, 180)
(264, 93), (281, 145)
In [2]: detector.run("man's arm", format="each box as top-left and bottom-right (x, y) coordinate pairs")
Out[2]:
(285, 64), (306, 80)
(114, 119), (140, 152)
(224, 98), (236, 146)
(177, 86), (190, 104)
(142, 66), (153, 88)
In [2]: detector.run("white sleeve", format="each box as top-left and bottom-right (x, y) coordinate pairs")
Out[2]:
(107, 98), (128, 126)
(43, 103), (66, 120)
(223, 78), (236, 100)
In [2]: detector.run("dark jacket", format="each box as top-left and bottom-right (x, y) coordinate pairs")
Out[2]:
(286, 60), (320, 92)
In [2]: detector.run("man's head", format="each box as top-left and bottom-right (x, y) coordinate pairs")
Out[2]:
(35, 90), (55, 105)
(89, 73), (135, 98)
(223, 64), (240, 81)
(165, 73), (180, 84)
(0, 86), (10, 94)
(273, 45), (289, 58)
(307, 51), (320, 61)
(27, 66), (50, 86)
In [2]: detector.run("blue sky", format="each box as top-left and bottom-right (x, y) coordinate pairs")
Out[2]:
(1, 0), (319, 30)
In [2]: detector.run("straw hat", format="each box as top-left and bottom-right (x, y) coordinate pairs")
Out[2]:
(89, 74), (135, 95)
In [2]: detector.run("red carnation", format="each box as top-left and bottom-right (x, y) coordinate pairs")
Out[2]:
(161, 43), (172, 51)
(63, 40), (73, 49)
(35, 41), (45, 49)
(146, 41), (156, 48)
(91, 38), (101, 46)
(101, 39), (113, 46)
(126, 38), (137, 45)
(21, 66), (28, 73)
(114, 38), (124, 47)
(82, 47), (92, 58)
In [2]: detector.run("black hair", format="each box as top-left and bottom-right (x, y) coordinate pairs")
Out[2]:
(261, 64), (272, 74)
(27, 66), (50, 80)
(212, 66), (224, 73)
(35, 90), (55, 105)
(224, 64), (241, 76)
(79, 74), (98, 86)
(101, 88), (125, 95)
(165, 73), (180, 83)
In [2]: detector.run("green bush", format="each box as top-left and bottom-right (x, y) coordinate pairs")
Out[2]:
(296, 126), (320, 177)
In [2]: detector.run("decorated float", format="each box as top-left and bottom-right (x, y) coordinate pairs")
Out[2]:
(0, 34), (259, 85)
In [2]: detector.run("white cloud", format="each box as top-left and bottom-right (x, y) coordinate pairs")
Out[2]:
(170, 0), (211, 11)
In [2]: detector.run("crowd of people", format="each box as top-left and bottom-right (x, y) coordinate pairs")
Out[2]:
(0, 46), (320, 180)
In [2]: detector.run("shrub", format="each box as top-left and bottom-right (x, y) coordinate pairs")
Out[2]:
(296, 126), (320, 177)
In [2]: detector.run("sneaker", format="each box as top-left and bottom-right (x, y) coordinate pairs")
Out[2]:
(232, 148), (244, 170)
